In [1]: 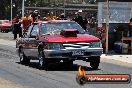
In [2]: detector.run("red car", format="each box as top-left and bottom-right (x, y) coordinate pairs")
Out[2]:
(16, 20), (103, 69)
(0, 20), (12, 33)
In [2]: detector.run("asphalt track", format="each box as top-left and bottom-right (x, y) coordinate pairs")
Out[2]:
(0, 32), (132, 88)
(0, 44), (132, 88)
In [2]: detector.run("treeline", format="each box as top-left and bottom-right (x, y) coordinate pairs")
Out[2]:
(0, 0), (96, 20)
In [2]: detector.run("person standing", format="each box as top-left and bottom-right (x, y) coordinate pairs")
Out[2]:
(73, 10), (88, 30)
(12, 18), (22, 39)
(90, 17), (96, 28)
(59, 13), (66, 20)
(21, 14), (32, 33)
(31, 10), (39, 22)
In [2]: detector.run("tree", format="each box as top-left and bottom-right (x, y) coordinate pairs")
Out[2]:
(0, 0), (10, 19)
(0, 0), (97, 19)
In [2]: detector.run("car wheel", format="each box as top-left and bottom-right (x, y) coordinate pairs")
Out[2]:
(19, 49), (30, 65)
(89, 56), (100, 69)
(5, 31), (8, 33)
(38, 49), (48, 69)
(1, 30), (3, 32)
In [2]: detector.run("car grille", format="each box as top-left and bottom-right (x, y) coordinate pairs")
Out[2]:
(63, 42), (91, 49)
(2, 26), (11, 30)
(4, 26), (11, 29)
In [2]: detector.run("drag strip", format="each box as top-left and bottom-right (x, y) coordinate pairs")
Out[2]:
(0, 44), (132, 88)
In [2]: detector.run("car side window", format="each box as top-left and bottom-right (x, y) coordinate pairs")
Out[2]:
(30, 25), (38, 36)
(27, 25), (34, 37)
(40, 24), (47, 35)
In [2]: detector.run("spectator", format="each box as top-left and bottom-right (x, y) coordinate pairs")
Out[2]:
(12, 17), (22, 39)
(59, 13), (66, 20)
(12, 15), (19, 23)
(31, 10), (39, 22)
(43, 17), (48, 21)
(21, 14), (32, 33)
(90, 17), (96, 28)
(37, 15), (41, 21)
(73, 10), (88, 30)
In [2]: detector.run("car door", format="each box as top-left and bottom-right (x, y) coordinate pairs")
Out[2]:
(23, 24), (39, 59)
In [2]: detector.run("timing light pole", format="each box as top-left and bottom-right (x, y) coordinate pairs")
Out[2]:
(106, 0), (109, 54)
(11, 0), (12, 24)
(64, 0), (66, 17)
(22, 0), (25, 18)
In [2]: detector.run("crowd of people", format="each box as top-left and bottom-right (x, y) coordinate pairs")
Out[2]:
(12, 10), (97, 40)
(12, 10), (40, 39)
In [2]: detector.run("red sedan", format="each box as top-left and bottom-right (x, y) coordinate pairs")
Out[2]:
(16, 20), (103, 69)
(0, 20), (12, 33)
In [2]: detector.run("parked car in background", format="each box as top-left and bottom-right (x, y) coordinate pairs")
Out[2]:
(0, 20), (12, 33)
(16, 20), (103, 69)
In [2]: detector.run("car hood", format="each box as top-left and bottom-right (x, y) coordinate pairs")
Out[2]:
(41, 34), (100, 43)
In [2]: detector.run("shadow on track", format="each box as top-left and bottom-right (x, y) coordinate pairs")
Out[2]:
(16, 61), (101, 71)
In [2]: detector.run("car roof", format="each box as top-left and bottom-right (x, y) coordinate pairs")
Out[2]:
(34, 20), (75, 26)
(46, 20), (71, 22)
(39, 20), (73, 23)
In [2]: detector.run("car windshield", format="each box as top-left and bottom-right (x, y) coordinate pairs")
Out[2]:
(39, 22), (85, 35)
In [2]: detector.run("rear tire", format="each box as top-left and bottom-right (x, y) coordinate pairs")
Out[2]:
(5, 31), (8, 33)
(19, 48), (30, 65)
(89, 56), (100, 69)
(1, 30), (3, 32)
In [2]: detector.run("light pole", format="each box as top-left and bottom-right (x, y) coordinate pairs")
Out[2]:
(106, 0), (109, 54)
(22, 0), (25, 18)
(11, 0), (12, 24)
(64, 0), (66, 17)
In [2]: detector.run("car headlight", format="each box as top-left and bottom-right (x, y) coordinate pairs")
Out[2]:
(48, 43), (63, 49)
(90, 42), (102, 48)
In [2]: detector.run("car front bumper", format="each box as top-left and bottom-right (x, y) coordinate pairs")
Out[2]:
(1, 27), (12, 32)
(44, 48), (103, 59)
